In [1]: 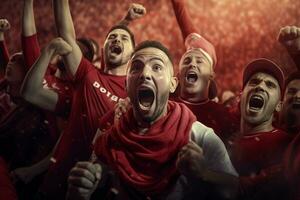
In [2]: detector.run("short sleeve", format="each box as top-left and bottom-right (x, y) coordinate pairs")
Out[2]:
(74, 57), (96, 83)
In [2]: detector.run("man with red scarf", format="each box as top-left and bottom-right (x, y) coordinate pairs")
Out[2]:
(228, 58), (292, 200)
(170, 0), (239, 144)
(67, 41), (238, 200)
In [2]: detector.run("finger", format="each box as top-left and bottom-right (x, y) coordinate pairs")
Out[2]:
(68, 184), (91, 195)
(69, 167), (96, 183)
(68, 176), (95, 189)
(291, 26), (298, 37)
(186, 141), (203, 154)
(75, 162), (98, 175)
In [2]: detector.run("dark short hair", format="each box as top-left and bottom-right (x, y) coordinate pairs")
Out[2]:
(107, 24), (135, 47)
(77, 37), (95, 62)
(133, 40), (173, 65)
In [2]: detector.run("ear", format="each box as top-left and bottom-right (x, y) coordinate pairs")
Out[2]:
(170, 76), (178, 93)
(275, 100), (283, 112)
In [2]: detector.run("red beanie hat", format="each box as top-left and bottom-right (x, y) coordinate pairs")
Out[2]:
(184, 33), (217, 68)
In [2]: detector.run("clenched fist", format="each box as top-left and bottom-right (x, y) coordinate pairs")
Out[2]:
(0, 19), (10, 32)
(176, 141), (206, 179)
(66, 162), (102, 200)
(278, 26), (300, 53)
(126, 3), (146, 21)
(47, 37), (72, 56)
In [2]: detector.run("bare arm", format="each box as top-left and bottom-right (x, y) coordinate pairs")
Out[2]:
(22, 0), (36, 36)
(53, 0), (82, 76)
(21, 37), (72, 111)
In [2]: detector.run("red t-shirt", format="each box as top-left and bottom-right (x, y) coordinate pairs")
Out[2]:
(0, 157), (17, 200)
(0, 40), (9, 79)
(229, 129), (291, 175)
(41, 57), (127, 197)
(173, 97), (239, 143)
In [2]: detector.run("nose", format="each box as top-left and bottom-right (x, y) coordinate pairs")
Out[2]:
(112, 36), (121, 44)
(140, 66), (151, 81)
(254, 84), (265, 93)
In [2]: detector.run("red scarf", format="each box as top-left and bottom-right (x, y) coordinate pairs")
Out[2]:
(94, 101), (196, 195)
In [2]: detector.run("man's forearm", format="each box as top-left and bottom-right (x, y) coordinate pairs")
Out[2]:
(289, 52), (300, 71)
(22, 0), (36, 36)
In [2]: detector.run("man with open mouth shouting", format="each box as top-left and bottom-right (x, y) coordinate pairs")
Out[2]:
(228, 58), (292, 200)
(39, 1), (146, 199)
(66, 41), (238, 200)
(170, 0), (239, 144)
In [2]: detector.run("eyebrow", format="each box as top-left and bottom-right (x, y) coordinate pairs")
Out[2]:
(121, 34), (129, 38)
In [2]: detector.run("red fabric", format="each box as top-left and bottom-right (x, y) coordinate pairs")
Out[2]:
(41, 57), (127, 198)
(171, 0), (197, 40)
(0, 40), (10, 79)
(230, 129), (291, 175)
(21, 34), (41, 72)
(173, 97), (239, 143)
(94, 101), (196, 195)
(0, 157), (17, 200)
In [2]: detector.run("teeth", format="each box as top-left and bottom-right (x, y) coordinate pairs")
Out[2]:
(186, 72), (198, 83)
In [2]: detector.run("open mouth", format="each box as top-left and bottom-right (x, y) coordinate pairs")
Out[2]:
(110, 45), (122, 55)
(292, 102), (300, 109)
(138, 87), (155, 109)
(249, 94), (264, 110)
(186, 72), (198, 83)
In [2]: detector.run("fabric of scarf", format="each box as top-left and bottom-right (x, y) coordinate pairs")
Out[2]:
(94, 101), (196, 195)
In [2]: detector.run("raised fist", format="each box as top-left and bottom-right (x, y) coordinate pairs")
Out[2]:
(47, 37), (72, 56)
(66, 162), (102, 200)
(126, 3), (146, 21)
(176, 141), (206, 179)
(0, 19), (10, 32)
(278, 26), (300, 53)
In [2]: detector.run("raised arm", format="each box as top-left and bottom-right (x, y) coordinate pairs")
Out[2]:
(53, 0), (82, 76)
(0, 19), (10, 73)
(171, 0), (198, 41)
(22, 0), (42, 71)
(278, 26), (300, 71)
(118, 3), (146, 26)
(21, 37), (72, 111)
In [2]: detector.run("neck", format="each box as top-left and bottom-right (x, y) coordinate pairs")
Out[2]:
(240, 116), (274, 135)
(104, 63), (127, 76)
(134, 105), (168, 134)
(179, 88), (209, 103)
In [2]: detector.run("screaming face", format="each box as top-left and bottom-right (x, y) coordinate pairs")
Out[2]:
(126, 47), (177, 124)
(241, 72), (282, 125)
(282, 79), (300, 129)
(104, 29), (134, 68)
(178, 49), (214, 99)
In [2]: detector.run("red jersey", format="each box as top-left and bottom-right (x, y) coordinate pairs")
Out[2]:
(41, 57), (127, 198)
(0, 157), (17, 200)
(229, 128), (292, 199)
(0, 40), (9, 79)
(173, 97), (239, 143)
